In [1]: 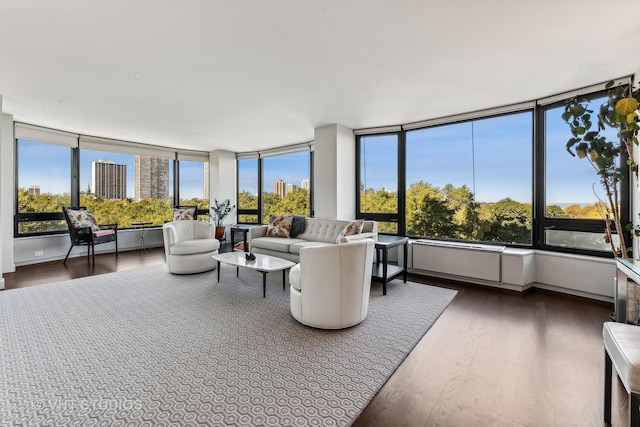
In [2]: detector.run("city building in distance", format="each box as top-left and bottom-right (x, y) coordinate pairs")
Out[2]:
(274, 179), (301, 198)
(28, 185), (40, 196)
(135, 155), (169, 200)
(301, 179), (310, 191)
(285, 183), (295, 195)
(92, 159), (127, 199)
(274, 179), (285, 198)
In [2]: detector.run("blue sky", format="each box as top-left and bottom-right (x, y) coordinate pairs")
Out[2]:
(19, 101), (616, 206)
(238, 151), (310, 195)
(361, 109), (613, 205)
(18, 143), (206, 199)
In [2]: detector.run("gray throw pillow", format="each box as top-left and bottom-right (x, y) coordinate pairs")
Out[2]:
(290, 215), (306, 238)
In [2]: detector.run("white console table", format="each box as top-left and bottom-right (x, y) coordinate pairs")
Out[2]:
(615, 258), (640, 323)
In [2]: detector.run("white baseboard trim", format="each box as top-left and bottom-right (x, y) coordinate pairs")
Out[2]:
(531, 282), (613, 303)
(409, 268), (529, 292)
(410, 269), (613, 302)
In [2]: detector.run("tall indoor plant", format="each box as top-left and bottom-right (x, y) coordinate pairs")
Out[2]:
(210, 198), (235, 240)
(563, 80), (640, 257)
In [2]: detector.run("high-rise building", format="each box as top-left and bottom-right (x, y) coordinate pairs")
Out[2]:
(134, 156), (169, 200)
(92, 160), (127, 199)
(301, 179), (310, 191)
(274, 179), (285, 198)
(285, 183), (295, 195)
(28, 185), (40, 196)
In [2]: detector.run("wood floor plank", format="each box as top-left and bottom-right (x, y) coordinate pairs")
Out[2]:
(1, 252), (627, 426)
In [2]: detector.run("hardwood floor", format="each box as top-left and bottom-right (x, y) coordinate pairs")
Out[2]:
(2, 248), (628, 426)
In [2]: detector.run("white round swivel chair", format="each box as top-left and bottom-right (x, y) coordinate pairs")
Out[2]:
(162, 221), (220, 274)
(289, 239), (375, 329)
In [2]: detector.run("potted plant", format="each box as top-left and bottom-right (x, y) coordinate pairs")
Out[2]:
(563, 80), (640, 258)
(210, 198), (235, 240)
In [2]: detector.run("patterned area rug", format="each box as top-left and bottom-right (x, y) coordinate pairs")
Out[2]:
(0, 264), (457, 426)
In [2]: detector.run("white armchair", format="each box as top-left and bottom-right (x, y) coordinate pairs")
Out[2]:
(289, 239), (375, 329)
(162, 221), (221, 274)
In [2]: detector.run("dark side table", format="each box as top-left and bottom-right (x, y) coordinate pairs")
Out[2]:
(371, 235), (409, 295)
(131, 221), (153, 250)
(230, 225), (256, 252)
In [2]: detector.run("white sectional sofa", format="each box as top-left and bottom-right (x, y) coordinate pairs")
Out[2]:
(247, 217), (377, 263)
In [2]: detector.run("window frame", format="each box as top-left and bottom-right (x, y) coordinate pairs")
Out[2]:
(355, 132), (404, 234)
(534, 94), (630, 257)
(14, 126), (210, 237)
(235, 145), (314, 224)
(355, 89), (630, 257)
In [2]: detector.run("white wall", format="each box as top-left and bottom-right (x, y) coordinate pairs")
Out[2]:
(313, 124), (355, 219)
(0, 98), (4, 288)
(13, 229), (164, 266)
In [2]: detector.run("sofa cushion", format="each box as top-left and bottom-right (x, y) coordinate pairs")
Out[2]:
(289, 241), (334, 255)
(173, 207), (196, 221)
(290, 215), (306, 238)
(296, 218), (351, 244)
(67, 209), (101, 232)
(170, 239), (220, 255)
(267, 214), (294, 238)
(342, 219), (364, 236)
(251, 237), (306, 253)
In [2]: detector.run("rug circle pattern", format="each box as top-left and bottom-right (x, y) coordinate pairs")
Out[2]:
(0, 264), (457, 426)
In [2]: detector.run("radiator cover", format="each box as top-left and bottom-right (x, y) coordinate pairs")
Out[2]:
(411, 240), (505, 283)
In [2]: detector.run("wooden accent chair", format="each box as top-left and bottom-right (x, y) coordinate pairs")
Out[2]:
(62, 207), (118, 264)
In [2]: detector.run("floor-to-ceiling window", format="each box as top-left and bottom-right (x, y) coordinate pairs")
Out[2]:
(405, 112), (533, 244)
(16, 133), (74, 235)
(14, 124), (210, 236)
(237, 157), (260, 223)
(236, 145), (312, 224)
(357, 133), (400, 234)
(539, 93), (626, 254)
(178, 154), (210, 220)
(79, 138), (176, 227)
(261, 150), (311, 223)
(355, 80), (630, 257)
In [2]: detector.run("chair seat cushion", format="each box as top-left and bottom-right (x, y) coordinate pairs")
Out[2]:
(289, 264), (301, 291)
(288, 241), (333, 255)
(170, 239), (220, 255)
(93, 229), (115, 237)
(603, 322), (640, 392)
(251, 237), (305, 253)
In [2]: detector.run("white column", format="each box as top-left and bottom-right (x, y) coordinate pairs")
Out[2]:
(313, 124), (356, 219)
(1, 111), (14, 281)
(0, 96), (3, 289)
(209, 149), (237, 226)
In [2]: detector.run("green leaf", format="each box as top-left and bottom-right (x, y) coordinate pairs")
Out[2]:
(566, 137), (578, 148)
(584, 131), (598, 141)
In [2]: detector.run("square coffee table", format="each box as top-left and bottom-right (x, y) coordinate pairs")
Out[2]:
(212, 252), (296, 298)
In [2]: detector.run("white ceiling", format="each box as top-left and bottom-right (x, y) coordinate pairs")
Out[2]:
(2, 0), (640, 153)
